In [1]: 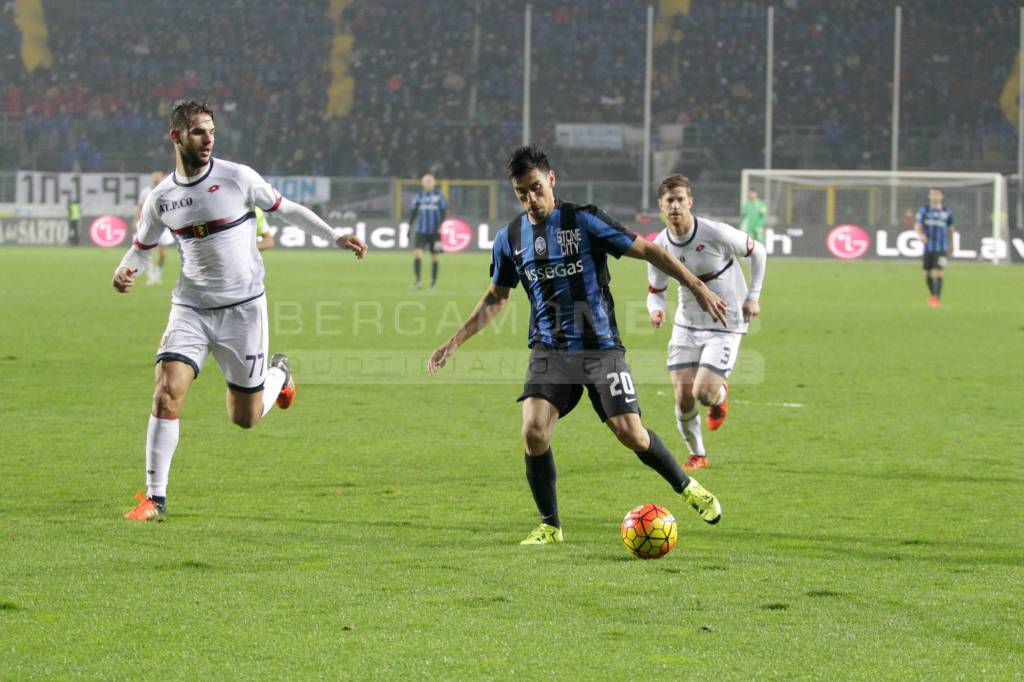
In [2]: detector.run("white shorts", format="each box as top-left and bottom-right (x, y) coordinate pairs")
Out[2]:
(155, 294), (269, 392)
(158, 228), (175, 247)
(667, 326), (742, 378)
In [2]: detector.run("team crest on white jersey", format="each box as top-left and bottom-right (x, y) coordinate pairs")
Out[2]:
(535, 236), (547, 256)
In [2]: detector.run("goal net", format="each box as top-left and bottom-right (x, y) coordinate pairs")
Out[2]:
(740, 170), (1009, 263)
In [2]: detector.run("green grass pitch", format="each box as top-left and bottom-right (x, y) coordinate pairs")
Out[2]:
(1, 246), (1021, 679)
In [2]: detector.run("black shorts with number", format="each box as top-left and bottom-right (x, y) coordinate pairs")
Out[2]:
(517, 347), (641, 422)
(414, 231), (441, 253)
(922, 251), (947, 270)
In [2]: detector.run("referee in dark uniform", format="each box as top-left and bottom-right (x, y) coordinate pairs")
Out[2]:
(914, 187), (956, 308)
(409, 174), (447, 289)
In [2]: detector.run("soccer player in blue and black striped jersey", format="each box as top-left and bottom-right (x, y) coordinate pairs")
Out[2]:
(914, 188), (956, 308)
(428, 145), (728, 545)
(409, 174), (447, 289)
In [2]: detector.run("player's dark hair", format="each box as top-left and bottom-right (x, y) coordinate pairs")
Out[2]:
(657, 173), (692, 199)
(507, 144), (551, 179)
(170, 99), (214, 132)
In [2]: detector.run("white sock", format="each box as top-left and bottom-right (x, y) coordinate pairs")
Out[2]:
(675, 406), (705, 456)
(261, 366), (287, 416)
(712, 385), (727, 407)
(146, 414), (179, 498)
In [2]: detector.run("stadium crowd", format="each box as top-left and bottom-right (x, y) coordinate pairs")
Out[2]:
(0, 0), (1017, 178)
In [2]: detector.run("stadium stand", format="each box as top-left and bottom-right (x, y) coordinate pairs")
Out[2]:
(0, 0), (1019, 179)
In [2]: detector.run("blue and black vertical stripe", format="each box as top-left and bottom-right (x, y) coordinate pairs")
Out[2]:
(918, 206), (953, 254)
(500, 201), (633, 351)
(411, 191), (446, 234)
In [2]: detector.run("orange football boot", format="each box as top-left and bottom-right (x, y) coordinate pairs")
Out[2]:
(124, 491), (164, 521)
(683, 455), (708, 471)
(707, 383), (728, 431)
(271, 353), (296, 409)
(928, 295), (940, 308)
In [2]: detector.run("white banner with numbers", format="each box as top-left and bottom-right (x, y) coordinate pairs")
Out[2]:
(16, 171), (331, 212)
(16, 172), (151, 213)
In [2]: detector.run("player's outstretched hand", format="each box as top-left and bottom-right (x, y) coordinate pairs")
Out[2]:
(427, 339), (458, 376)
(692, 282), (728, 325)
(649, 309), (665, 328)
(742, 299), (760, 323)
(112, 267), (137, 293)
(336, 235), (368, 259)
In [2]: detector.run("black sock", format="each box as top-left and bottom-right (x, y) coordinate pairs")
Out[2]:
(635, 429), (690, 493)
(935, 277), (943, 298)
(524, 449), (559, 527)
(431, 261), (438, 285)
(926, 275), (935, 295)
(413, 258), (421, 282)
(150, 495), (166, 511)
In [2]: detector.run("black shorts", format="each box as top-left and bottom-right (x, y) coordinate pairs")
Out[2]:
(414, 232), (441, 253)
(517, 347), (641, 422)
(922, 252), (947, 270)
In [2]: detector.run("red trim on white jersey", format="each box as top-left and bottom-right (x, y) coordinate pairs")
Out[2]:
(134, 239), (158, 251)
(266, 192), (282, 213)
(648, 285), (668, 294)
(745, 237), (754, 257)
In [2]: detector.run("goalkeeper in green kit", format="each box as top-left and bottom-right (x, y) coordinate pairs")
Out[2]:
(740, 190), (766, 243)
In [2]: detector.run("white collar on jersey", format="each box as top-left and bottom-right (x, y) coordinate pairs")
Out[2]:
(173, 158), (215, 188)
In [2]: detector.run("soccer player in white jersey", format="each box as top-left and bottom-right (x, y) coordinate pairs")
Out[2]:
(646, 174), (766, 471)
(136, 171), (174, 285)
(113, 100), (367, 521)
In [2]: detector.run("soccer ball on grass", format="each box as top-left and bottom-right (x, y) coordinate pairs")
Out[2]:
(621, 503), (678, 559)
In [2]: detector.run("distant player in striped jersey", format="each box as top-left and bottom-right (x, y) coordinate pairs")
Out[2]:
(136, 171), (174, 285)
(409, 174), (447, 289)
(914, 188), (955, 308)
(647, 174), (766, 471)
(113, 100), (367, 521)
(428, 145), (727, 545)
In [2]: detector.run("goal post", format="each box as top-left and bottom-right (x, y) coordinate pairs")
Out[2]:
(740, 169), (1010, 263)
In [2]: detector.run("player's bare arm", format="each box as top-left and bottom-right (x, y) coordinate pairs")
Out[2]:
(336, 234), (368, 257)
(627, 237), (728, 324)
(914, 220), (926, 244)
(112, 266), (138, 293)
(428, 283), (512, 374)
(113, 231), (160, 293)
(742, 299), (760, 323)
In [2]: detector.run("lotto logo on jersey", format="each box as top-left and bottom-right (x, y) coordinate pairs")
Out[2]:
(827, 224), (870, 260)
(89, 215), (128, 248)
(440, 218), (472, 252)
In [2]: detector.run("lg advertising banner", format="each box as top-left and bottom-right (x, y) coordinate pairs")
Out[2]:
(0, 215), (490, 251)
(756, 223), (1023, 263)
(5, 211), (1024, 262)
